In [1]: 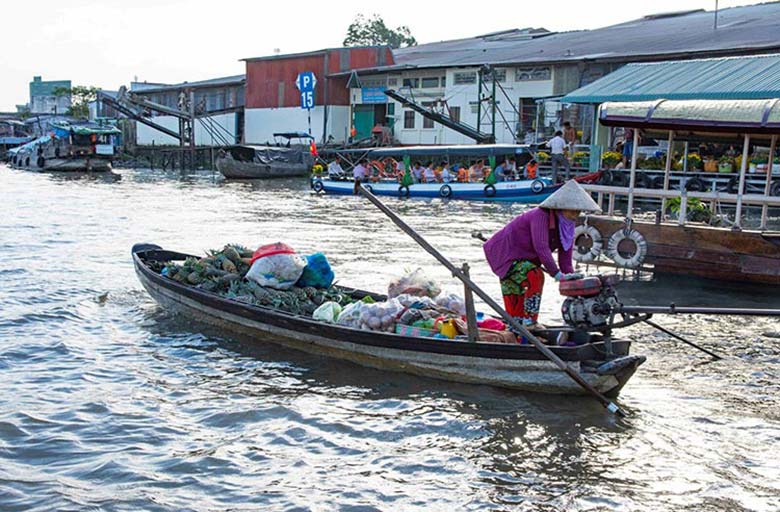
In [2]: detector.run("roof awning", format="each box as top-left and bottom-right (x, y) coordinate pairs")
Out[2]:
(562, 54), (780, 104)
(599, 99), (780, 140)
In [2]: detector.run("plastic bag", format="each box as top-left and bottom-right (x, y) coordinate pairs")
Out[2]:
(313, 301), (342, 323)
(336, 302), (363, 328)
(356, 299), (403, 332)
(245, 253), (306, 290)
(388, 269), (441, 299)
(435, 293), (466, 315)
(297, 253), (335, 288)
(394, 294), (437, 309)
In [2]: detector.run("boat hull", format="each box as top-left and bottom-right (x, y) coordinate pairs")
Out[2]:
(313, 177), (558, 203)
(134, 247), (642, 396)
(584, 216), (780, 284)
(10, 157), (111, 172)
(217, 157), (309, 179)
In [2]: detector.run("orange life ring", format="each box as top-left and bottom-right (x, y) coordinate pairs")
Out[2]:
(368, 160), (384, 182)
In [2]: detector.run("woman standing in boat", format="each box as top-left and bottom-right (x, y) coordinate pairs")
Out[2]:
(483, 180), (601, 329)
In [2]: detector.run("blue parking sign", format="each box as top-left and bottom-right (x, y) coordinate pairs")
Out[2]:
(300, 90), (314, 109)
(296, 72), (317, 110)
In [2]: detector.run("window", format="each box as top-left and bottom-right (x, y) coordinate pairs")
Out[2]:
(517, 98), (538, 135)
(515, 67), (551, 81)
(454, 72), (477, 85)
(421, 77), (439, 88)
(404, 111), (415, 129)
(449, 106), (460, 123)
(402, 78), (419, 88)
(485, 69), (507, 82)
(440, 76), (446, 87)
(388, 77), (398, 86)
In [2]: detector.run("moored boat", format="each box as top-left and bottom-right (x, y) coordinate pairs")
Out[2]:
(132, 243), (644, 396)
(216, 132), (315, 179)
(8, 120), (119, 172)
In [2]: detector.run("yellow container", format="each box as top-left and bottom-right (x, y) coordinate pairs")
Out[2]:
(439, 319), (458, 339)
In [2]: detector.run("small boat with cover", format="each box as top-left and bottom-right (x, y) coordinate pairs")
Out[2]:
(132, 243), (645, 397)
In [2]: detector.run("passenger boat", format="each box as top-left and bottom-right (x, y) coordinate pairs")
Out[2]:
(216, 132), (315, 179)
(7, 121), (119, 172)
(132, 243), (644, 396)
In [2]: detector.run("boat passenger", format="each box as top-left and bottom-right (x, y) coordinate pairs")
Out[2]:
(494, 160), (510, 182)
(328, 158), (345, 179)
(525, 159), (538, 179)
(504, 157), (518, 180)
(440, 162), (453, 183)
(469, 160), (485, 182)
(353, 158), (368, 194)
(547, 130), (570, 183)
(456, 164), (469, 183)
(412, 161), (424, 183)
(482, 180), (601, 331)
(423, 161), (437, 183)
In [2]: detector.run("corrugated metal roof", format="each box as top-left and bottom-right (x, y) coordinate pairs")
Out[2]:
(133, 75), (245, 94)
(392, 2), (780, 69)
(561, 54), (780, 103)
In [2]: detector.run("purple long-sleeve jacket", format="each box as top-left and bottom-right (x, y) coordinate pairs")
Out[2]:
(483, 207), (574, 279)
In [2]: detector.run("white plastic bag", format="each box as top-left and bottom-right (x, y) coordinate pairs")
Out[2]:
(357, 299), (403, 332)
(387, 268), (441, 298)
(245, 253), (306, 290)
(435, 293), (466, 315)
(313, 301), (342, 323)
(394, 294), (437, 309)
(336, 302), (363, 328)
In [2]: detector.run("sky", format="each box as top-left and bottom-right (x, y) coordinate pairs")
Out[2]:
(0, 0), (763, 111)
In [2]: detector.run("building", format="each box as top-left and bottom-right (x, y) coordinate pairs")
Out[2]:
(340, 2), (780, 146)
(242, 46), (394, 144)
(29, 76), (72, 114)
(129, 75), (245, 146)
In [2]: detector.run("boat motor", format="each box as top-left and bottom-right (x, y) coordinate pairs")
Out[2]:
(559, 275), (622, 329)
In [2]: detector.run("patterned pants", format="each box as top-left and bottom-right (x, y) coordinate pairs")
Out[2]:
(500, 260), (545, 324)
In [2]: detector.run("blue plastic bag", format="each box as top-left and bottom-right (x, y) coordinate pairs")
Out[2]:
(296, 253), (335, 288)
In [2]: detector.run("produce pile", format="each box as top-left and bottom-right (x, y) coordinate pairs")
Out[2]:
(155, 244), (355, 316)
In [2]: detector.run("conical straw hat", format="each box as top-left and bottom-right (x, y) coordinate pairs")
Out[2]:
(539, 180), (602, 212)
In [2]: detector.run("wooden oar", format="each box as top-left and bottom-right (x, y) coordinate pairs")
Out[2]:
(358, 185), (627, 417)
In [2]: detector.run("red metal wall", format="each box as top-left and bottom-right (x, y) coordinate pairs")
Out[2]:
(245, 47), (394, 109)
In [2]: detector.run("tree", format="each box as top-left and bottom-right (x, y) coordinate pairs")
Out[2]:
(343, 14), (417, 49)
(53, 85), (100, 119)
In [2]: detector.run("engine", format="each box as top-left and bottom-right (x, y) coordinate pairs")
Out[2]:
(560, 275), (621, 329)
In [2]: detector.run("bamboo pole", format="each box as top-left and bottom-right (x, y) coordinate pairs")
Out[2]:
(735, 134), (751, 229)
(661, 131), (674, 216)
(626, 129), (640, 218)
(358, 186), (627, 417)
(760, 135), (777, 230)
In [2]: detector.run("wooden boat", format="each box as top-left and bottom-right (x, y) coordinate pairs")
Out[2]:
(132, 243), (645, 396)
(217, 133), (315, 179)
(8, 121), (118, 172)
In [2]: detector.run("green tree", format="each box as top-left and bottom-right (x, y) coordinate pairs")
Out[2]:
(53, 85), (100, 119)
(343, 14), (417, 49)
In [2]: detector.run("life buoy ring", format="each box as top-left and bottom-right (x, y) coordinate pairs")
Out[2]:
(312, 179), (324, 193)
(606, 228), (648, 269)
(770, 180), (780, 197)
(685, 177), (706, 192)
(530, 179), (545, 194)
(483, 184), (497, 197)
(599, 170), (614, 185)
(611, 171), (629, 187)
(398, 185), (410, 198)
(439, 184), (453, 198)
(363, 184), (373, 193)
(634, 172), (650, 189)
(573, 225), (603, 263)
(37, 156), (45, 168)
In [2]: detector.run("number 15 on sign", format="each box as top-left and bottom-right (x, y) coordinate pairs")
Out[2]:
(300, 91), (314, 109)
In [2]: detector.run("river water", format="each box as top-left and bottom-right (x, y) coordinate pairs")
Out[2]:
(1, 165), (779, 511)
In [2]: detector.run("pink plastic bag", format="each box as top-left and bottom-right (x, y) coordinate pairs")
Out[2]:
(477, 318), (505, 331)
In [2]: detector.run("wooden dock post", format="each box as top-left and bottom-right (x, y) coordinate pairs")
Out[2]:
(626, 129), (640, 218)
(461, 263), (479, 342)
(735, 134), (751, 229)
(661, 131), (674, 216)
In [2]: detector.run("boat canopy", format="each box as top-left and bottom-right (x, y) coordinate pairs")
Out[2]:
(11, 135), (54, 153)
(334, 144), (531, 158)
(224, 144), (308, 164)
(599, 99), (780, 139)
(50, 121), (121, 137)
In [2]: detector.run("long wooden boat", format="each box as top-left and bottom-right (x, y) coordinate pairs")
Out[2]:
(133, 243), (645, 396)
(581, 216), (780, 285)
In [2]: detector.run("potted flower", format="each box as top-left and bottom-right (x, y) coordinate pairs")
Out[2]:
(601, 151), (622, 169)
(311, 163), (324, 175)
(686, 153), (702, 171)
(536, 151), (550, 163)
(573, 151), (589, 167)
(718, 156), (734, 174)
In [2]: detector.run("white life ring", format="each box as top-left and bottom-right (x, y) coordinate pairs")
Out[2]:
(573, 225), (603, 263)
(606, 228), (648, 268)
